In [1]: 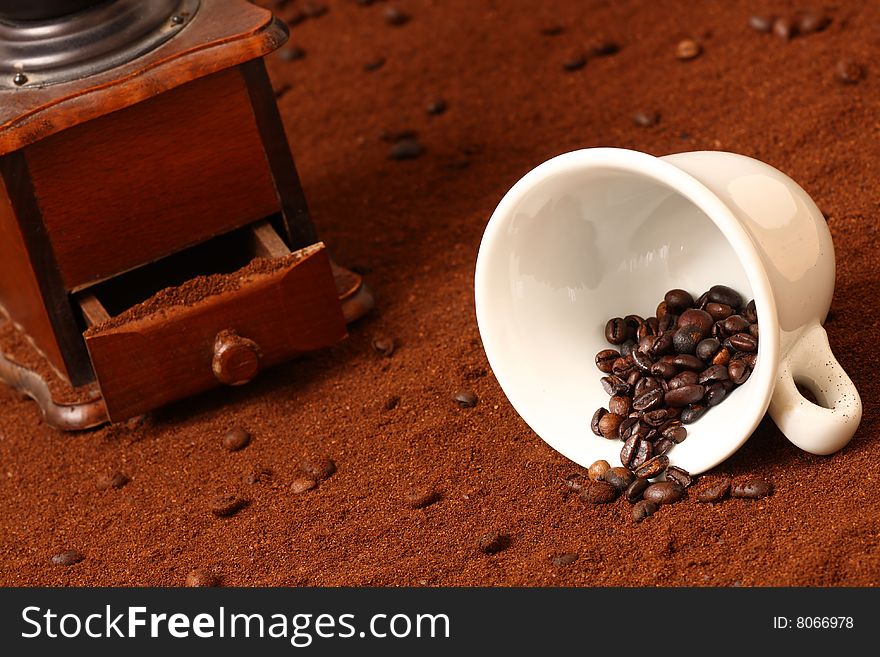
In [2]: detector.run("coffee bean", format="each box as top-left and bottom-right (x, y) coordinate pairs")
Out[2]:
(598, 412), (624, 439)
(729, 333), (757, 352)
(695, 291), (709, 308)
(210, 495), (248, 517)
(653, 437), (674, 455)
(291, 476), (318, 494)
(427, 98), (447, 115)
(633, 387), (664, 412)
(626, 369), (642, 388)
(643, 481), (684, 505)
(581, 480), (620, 504)
(661, 420), (687, 443)
(696, 338), (721, 361)
(595, 349), (620, 373)
(642, 408), (671, 426)
(625, 477), (649, 503)
(96, 471), (129, 490)
(562, 54), (587, 72)
(668, 370), (698, 390)
(620, 435), (640, 468)
(722, 315), (750, 335)
(698, 364), (729, 384)
(605, 317), (629, 344)
(51, 550), (84, 566)
(631, 439), (652, 469)
(601, 375), (630, 396)
(798, 11), (831, 34)
(609, 395), (632, 416)
(740, 352), (758, 368)
(631, 348), (654, 373)
(371, 335), (396, 356)
(385, 6), (410, 26)
(705, 382), (727, 406)
(633, 110), (660, 127)
(478, 531), (509, 554)
(185, 569), (220, 587)
(588, 460), (611, 481)
(675, 38), (701, 60)
(673, 325), (704, 354)
(364, 57), (385, 71)
(772, 16), (797, 40)
(664, 384), (706, 408)
(728, 359), (751, 385)
(632, 499), (658, 522)
(390, 137), (424, 160)
(706, 302), (734, 322)
(664, 289), (694, 313)
(707, 284), (743, 308)
(743, 299), (758, 323)
(749, 323), (759, 339)
(623, 314), (645, 333)
(301, 455), (336, 480)
(712, 347), (731, 366)
(453, 389), (478, 408)
(406, 487), (441, 509)
(650, 360), (676, 380)
(671, 354), (704, 371)
(244, 465), (272, 485)
(634, 454), (668, 479)
(731, 477), (773, 499)
(680, 404), (708, 424)
(620, 340), (636, 357)
(677, 309), (713, 335)
(650, 331), (674, 356)
(748, 15), (774, 33)
(665, 466), (693, 488)
(590, 407), (607, 436)
(695, 476), (731, 502)
(611, 357), (634, 377)
(551, 552), (579, 566)
(605, 467), (635, 492)
(636, 319), (656, 341)
(222, 428), (251, 452)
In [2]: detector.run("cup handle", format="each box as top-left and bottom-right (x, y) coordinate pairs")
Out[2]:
(768, 322), (862, 455)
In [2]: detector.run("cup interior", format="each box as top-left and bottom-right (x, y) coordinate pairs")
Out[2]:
(475, 151), (775, 474)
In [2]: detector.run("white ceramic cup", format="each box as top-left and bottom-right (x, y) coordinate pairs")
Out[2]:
(475, 148), (862, 475)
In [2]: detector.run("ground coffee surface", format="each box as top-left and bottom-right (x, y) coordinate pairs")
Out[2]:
(0, 0), (877, 586)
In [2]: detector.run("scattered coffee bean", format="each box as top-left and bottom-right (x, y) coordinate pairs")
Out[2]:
(728, 359), (751, 385)
(677, 309), (713, 335)
(601, 375), (630, 396)
(694, 476), (731, 503)
(705, 302), (734, 322)
(653, 437), (674, 455)
(680, 404), (708, 424)
(668, 371), (698, 389)
(671, 354), (704, 371)
(631, 439), (653, 469)
(660, 420), (687, 443)
(385, 6), (409, 26)
(588, 459), (611, 481)
(633, 387), (664, 412)
(664, 289), (694, 313)
(563, 472), (586, 492)
(705, 382), (727, 406)
(453, 389), (478, 408)
(390, 137), (425, 160)
(605, 317), (629, 344)
(604, 467), (635, 492)
(634, 454), (669, 479)
(591, 407), (608, 436)
(632, 499), (658, 522)
(673, 325), (704, 354)
(51, 550), (84, 566)
(595, 349), (620, 373)
(665, 466), (693, 488)
(798, 11), (831, 35)
(731, 477), (773, 499)
(696, 338), (721, 361)
(609, 395), (632, 416)
(748, 15), (774, 33)
(772, 16), (797, 40)
(722, 314), (750, 335)
(643, 481), (684, 505)
(96, 471), (129, 490)
(698, 364), (729, 384)
(427, 98), (447, 115)
(210, 495), (248, 517)
(625, 476), (649, 503)
(633, 110), (660, 127)
(675, 38), (701, 60)
(562, 54), (587, 72)
(620, 435), (639, 468)
(244, 465), (272, 485)
(301, 455), (336, 481)
(291, 476), (318, 494)
(478, 531), (509, 554)
(707, 285), (743, 308)
(729, 332), (757, 352)
(581, 480), (619, 504)
(551, 552), (578, 566)
(405, 487), (441, 509)
(371, 335), (396, 356)
(598, 412), (624, 439)
(185, 569), (220, 587)
(664, 384), (705, 407)
(222, 427), (251, 452)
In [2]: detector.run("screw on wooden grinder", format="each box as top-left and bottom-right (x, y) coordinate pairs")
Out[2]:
(0, 0), (373, 429)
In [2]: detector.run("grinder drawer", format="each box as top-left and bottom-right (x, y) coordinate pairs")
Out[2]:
(77, 225), (346, 421)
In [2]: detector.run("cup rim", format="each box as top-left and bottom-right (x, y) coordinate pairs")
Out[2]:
(475, 147), (780, 474)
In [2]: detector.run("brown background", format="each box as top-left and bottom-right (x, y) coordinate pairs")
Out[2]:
(0, 0), (877, 586)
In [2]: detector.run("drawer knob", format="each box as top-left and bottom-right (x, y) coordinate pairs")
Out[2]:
(212, 330), (261, 386)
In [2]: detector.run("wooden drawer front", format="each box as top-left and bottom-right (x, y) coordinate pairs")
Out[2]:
(83, 244), (345, 421)
(25, 66), (280, 291)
